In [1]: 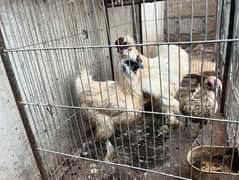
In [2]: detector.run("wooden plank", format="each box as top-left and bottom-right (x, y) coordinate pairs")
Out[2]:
(165, 0), (217, 41)
(141, 1), (165, 57)
(167, 0), (217, 17)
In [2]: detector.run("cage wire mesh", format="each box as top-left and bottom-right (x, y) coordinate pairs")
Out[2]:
(0, 0), (239, 179)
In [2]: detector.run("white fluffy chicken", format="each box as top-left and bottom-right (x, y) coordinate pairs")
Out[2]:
(115, 36), (189, 128)
(179, 74), (222, 140)
(75, 50), (144, 161)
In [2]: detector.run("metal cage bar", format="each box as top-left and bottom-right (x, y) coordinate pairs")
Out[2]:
(1, 0), (239, 179)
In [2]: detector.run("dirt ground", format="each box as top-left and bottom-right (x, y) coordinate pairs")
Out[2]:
(58, 112), (229, 180)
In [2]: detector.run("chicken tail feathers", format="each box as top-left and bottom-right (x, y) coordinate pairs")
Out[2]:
(75, 69), (92, 96)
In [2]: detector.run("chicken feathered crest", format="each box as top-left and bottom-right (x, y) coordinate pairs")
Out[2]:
(75, 51), (143, 160)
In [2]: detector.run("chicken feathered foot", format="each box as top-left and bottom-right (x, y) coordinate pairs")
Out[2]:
(160, 98), (181, 128)
(157, 125), (169, 137)
(103, 140), (114, 161)
(168, 117), (181, 127)
(157, 114), (182, 136)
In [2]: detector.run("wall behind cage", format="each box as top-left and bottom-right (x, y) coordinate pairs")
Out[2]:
(0, 0), (114, 177)
(107, 0), (218, 59)
(107, 2), (165, 59)
(141, 1), (165, 57)
(165, 0), (218, 42)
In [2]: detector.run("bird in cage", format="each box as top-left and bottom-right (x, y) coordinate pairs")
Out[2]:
(74, 49), (144, 161)
(115, 36), (189, 132)
(178, 74), (222, 142)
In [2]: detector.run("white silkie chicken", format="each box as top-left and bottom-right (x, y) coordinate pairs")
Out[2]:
(115, 36), (189, 129)
(75, 49), (144, 161)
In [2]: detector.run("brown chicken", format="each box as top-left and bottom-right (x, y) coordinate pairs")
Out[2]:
(178, 74), (222, 141)
(75, 50), (144, 160)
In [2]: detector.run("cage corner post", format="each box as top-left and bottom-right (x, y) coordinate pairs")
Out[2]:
(0, 26), (47, 180)
(220, 0), (235, 113)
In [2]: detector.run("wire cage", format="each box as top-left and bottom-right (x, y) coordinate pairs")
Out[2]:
(0, 0), (239, 179)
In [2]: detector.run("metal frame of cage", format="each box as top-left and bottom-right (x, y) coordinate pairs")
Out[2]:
(0, 0), (239, 179)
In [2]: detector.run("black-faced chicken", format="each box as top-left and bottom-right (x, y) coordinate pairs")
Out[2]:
(115, 36), (189, 129)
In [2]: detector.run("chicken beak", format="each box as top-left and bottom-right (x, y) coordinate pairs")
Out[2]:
(218, 85), (222, 96)
(215, 79), (222, 95)
(136, 56), (144, 69)
(215, 83), (222, 99)
(137, 62), (144, 69)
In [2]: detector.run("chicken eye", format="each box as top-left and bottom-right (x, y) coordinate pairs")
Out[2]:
(207, 81), (212, 87)
(206, 80), (215, 90)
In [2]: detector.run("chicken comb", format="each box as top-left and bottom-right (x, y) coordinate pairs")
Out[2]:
(115, 37), (126, 45)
